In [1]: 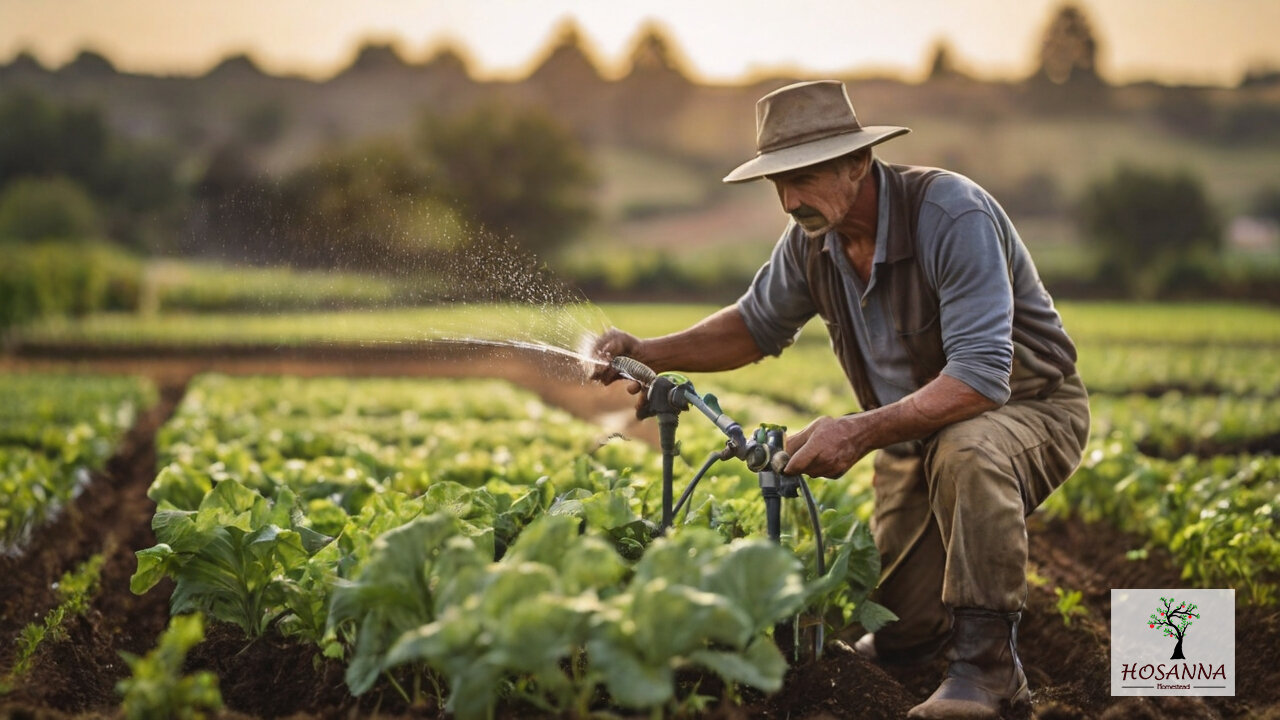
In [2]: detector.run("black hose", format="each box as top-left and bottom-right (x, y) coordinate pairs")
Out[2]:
(672, 450), (722, 524)
(799, 476), (826, 657)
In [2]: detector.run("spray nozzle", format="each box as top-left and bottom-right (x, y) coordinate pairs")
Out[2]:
(611, 356), (657, 386)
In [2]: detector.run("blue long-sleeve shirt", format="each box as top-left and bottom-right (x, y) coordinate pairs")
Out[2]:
(738, 162), (1066, 407)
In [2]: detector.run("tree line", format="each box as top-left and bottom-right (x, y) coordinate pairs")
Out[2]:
(0, 90), (595, 270)
(1, 84), (1277, 307)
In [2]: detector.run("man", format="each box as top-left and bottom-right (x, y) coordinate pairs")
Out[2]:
(591, 80), (1089, 719)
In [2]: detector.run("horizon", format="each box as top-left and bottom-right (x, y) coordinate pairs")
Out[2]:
(2, 0), (1278, 88)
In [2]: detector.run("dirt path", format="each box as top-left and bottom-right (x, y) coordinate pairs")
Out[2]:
(2, 347), (1277, 719)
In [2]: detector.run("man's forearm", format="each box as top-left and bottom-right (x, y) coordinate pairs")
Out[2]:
(858, 373), (999, 448)
(784, 373), (998, 478)
(642, 305), (765, 373)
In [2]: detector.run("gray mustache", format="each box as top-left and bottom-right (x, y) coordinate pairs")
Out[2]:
(791, 206), (824, 221)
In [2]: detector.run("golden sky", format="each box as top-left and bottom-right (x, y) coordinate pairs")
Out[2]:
(2, 0), (1277, 86)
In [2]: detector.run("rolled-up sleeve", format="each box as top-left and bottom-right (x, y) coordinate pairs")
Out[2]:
(920, 208), (1015, 405)
(736, 226), (818, 356)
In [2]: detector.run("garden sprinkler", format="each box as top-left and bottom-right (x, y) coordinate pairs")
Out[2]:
(611, 356), (827, 661)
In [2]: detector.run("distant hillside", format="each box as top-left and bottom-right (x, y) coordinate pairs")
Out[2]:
(3, 22), (1277, 178)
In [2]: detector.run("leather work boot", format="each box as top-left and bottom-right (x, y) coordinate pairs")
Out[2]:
(853, 630), (950, 666)
(907, 608), (1031, 720)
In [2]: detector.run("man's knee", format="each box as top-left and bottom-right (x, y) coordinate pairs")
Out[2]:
(924, 425), (1020, 511)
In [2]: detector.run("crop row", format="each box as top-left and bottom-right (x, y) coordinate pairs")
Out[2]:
(1043, 441), (1279, 605)
(1090, 393), (1280, 457)
(133, 374), (887, 717)
(693, 347), (1279, 456)
(1074, 342), (1280, 397)
(0, 372), (156, 550)
(698, 343), (1280, 415)
(14, 300), (1280, 351)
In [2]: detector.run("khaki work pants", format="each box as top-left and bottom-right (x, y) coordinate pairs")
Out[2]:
(868, 369), (1090, 651)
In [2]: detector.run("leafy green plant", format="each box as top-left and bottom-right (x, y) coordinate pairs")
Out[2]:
(798, 513), (897, 637)
(129, 374), (932, 715)
(117, 613), (222, 720)
(0, 373), (155, 549)
(384, 514), (612, 718)
(587, 528), (804, 711)
(1044, 441), (1280, 604)
(131, 479), (332, 637)
(325, 512), (479, 697)
(1, 554), (104, 692)
(1054, 587), (1089, 626)
(380, 520), (807, 720)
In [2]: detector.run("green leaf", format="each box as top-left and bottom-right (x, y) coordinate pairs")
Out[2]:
(547, 487), (593, 518)
(130, 543), (175, 595)
(580, 490), (640, 531)
(703, 540), (806, 636)
(146, 464), (210, 511)
(196, 479), (265, 532)
(805, 520), (881, 608)
(689, 636), (788, 692)
(327, 513), (468, 695)
(488, 593), (589, 673)
(559, 535), (627, 595)
(501, 513), (580, 568)
(428, 538), (489, 614)
(444, 661), (504, 720)
(842, 521), (881, 595)
(478, 563), (558, 619)
(586, 634), (674, 709)
(630, 579), (746, 660)
(853, 599), (898, 633)
(631, 527), (726, 587)
(150, 509), (202, 550)
(386, 614), (480, 671)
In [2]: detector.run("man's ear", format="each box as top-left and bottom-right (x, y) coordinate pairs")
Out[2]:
(847, 150), (872, 182)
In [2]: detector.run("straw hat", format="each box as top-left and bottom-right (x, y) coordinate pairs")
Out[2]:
(723, 80), (910, 183)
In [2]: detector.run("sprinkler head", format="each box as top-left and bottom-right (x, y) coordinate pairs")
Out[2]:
(611, 356), (657, 387)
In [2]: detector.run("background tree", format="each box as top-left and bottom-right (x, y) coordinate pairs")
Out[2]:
(1079, 164), (1220, 298)
(0, 176), (101, 241)
(926, 41), (966, 81)
(417, 103), (596, 258)
(0, 90), (183, 250)
(187, 142), (279, 262)
(1035, 3), (1101, 85)
(1250, 186), (1280, 225)
(618, 23), (694, 146)
(274, 142), (464, 273)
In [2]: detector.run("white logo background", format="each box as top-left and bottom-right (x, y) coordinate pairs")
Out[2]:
(1111, 588), (1235, 696)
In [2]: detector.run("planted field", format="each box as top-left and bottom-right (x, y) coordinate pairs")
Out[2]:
(1, 301), (1278, 719)
(0, 373), (156, 551)
(134, 374), (890, 718)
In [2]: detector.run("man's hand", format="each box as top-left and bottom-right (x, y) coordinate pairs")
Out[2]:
(589, 328), (650, 417)
(782, 415), (870, 478)
(589, 328), (645, 385)
(780, 375), (999, 478)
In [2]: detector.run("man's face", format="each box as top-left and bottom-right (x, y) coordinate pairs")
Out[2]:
(768, 156), (867, 238)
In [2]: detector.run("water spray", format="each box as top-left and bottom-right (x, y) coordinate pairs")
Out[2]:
(610, 356), (827, 661)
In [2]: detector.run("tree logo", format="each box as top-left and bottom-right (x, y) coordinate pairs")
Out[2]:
(1112, 589), (1233, 697)
(1146, 596), (1199, 660)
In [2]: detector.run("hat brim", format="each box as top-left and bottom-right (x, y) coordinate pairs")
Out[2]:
(722, 125), (911, 184)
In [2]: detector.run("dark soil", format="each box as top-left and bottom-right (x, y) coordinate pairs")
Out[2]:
(0, 381), (183, 717)
(2, 347), (1277, 719)
(1136, 434), (1280, 460)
